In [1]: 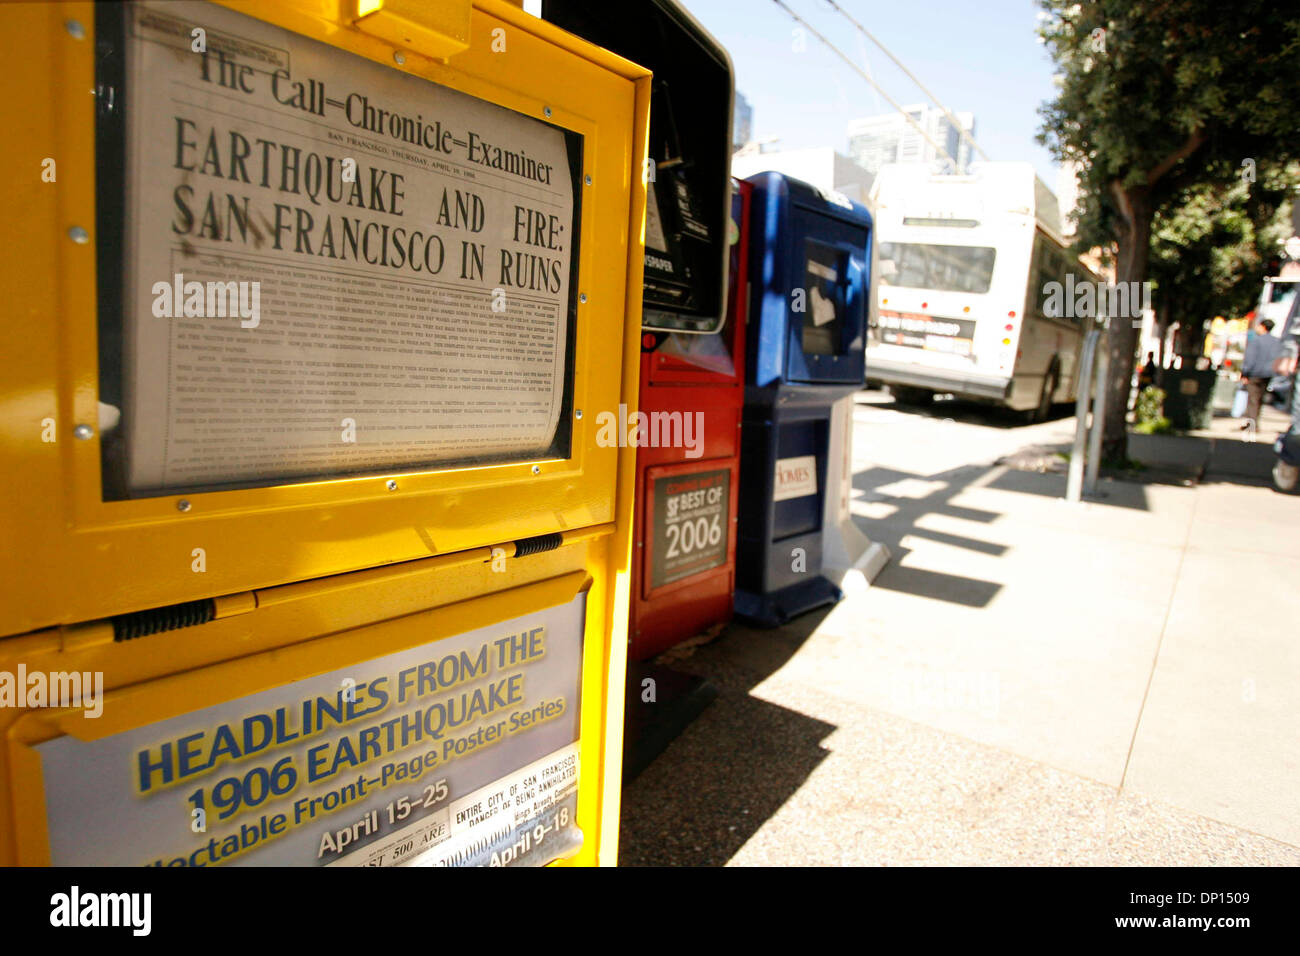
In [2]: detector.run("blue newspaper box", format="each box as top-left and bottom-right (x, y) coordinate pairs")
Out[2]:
(735, 172), (872, 626)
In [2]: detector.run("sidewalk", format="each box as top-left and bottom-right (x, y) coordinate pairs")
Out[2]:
(618, 408), (1300, 865)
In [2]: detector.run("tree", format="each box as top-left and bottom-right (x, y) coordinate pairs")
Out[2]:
(1147, 163), (1295, 366)
(1037, 0), (1300, 461)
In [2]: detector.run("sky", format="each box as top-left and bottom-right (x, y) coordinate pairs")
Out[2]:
(675, 0), (1063, 188)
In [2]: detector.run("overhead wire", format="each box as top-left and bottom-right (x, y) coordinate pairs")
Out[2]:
(821, 0), (991, 165)
(770, 0), (960, 170)
(769, 0), (978, 172)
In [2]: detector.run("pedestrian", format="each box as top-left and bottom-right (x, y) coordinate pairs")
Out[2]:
(1138, 352), (1157, 388)
(1272, 305), (1300, 491)
(1240, 318), (1282, 431)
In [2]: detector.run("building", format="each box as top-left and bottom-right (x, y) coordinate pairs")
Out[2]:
(847, 104), (975, 176)
(730, 146), (875, 205)
(732, 90), (753, 152)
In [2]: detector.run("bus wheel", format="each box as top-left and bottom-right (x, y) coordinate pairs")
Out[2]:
(1030, 367), (1057, 423)
(892, 386), (933, 406)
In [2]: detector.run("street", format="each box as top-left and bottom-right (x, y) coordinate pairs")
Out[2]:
(619, 390), (1300, 866)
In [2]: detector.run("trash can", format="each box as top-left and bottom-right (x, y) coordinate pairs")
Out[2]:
(1162, 367), (1218, 430)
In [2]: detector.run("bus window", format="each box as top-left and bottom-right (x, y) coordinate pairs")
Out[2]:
(1267, 282), (1297, 307)
(878, 242), (997, 295)
(1031, 238), (1079, 326)
(1057, 250), (1081, 325)
(1030, 237), (1052, 322)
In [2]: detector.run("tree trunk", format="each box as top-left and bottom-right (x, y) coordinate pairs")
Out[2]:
(1100, 184), (1153, 464)
(1174, 316), (1201, 362)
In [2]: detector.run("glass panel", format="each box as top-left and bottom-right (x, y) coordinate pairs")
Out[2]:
(96, 2), (582, 499)
(1268, 282), (1297, 306)
(878, 242), (997, 295)
(801, 239), (848, 356)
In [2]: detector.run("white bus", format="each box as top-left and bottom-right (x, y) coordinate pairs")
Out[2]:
(865, 162), (1101, 421)
(1256, 272), (1299, 328)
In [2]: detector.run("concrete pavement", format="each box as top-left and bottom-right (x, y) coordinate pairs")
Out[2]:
(618, 392), (1300, 865)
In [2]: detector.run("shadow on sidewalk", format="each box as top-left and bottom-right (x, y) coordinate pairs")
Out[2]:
(875, 393), (1075, 430)
(621, 434), (1040, 863)
(850, 463), (1007, 608)
(984, 466), (1157, 508)
(621, 446), (1054, 863)
(618, 609), (838, 866)
(978, 430), (1281, 495)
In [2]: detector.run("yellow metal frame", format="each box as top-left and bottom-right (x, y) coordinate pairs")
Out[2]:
(0, 0), (650, 636)
(0, 0), (651, 866)
(354, 0), (473, 58)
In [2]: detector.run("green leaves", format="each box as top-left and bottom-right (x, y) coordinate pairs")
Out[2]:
(1038, 0), (1300, 237)
(1149, 160), (1295, 329)
(1037, 0), (1299, 457)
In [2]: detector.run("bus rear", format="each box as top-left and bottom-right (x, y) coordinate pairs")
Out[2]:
(866, 164), (1038, 408)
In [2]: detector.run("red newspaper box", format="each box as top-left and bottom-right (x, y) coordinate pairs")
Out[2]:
(630, 180), (751, 660)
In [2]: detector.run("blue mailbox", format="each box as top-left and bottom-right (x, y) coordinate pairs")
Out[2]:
(735, 172), (872, 627)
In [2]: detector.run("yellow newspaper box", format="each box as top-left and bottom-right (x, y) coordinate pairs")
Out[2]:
(0, 0), (649, 866)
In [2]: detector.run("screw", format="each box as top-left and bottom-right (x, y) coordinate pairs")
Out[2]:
(544, 106), (552, 118)
(531, 465), (541, 475)
(393, 51), (406, 65)
(584, 174), (592, 186)
(575, 409), (583, 419)
(177, 499), (192, 513)
(65, 20), (85, 39)
(386, 479), (398, 491)
(68, 226), (89, 244)
(73, 424), (94, 440)
(579, 293), (587, 303)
